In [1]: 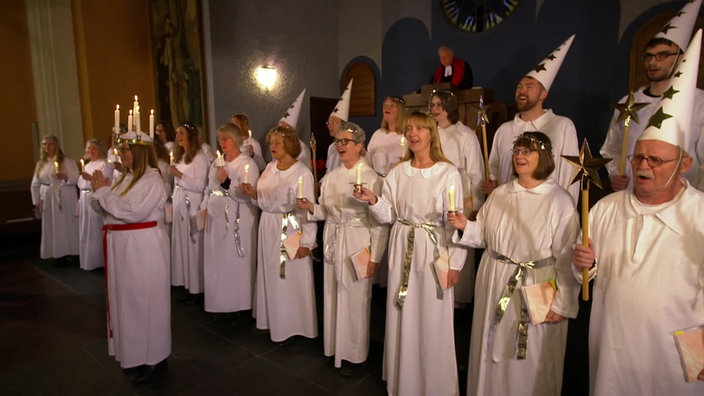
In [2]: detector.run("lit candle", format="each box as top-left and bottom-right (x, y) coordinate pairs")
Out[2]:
(355, 163), (363, 185)
(135, 105), (141, 133)
(133, 95), (139, 117)
(80, 159), (85, 173)
(113, 147), (121, 163)
(127, 110), (133, 133)
(448, 185), (456, 212)
(169, 151), (174, 166)
(114, 104), (120, 134)
(244, 163), (250, 184)
(400, 136), (406, 149)
(53, 161), (59, 174)
(297, 176), (303, 199)
(248, 129), (252, 139)
(216, 150), (224, 167)
(149, 109), (155, 139)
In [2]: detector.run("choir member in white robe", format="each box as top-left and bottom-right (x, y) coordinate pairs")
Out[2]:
(201, 123), (260, 314)
(297, 123), (389, 375)
(77, 139), (114, 270)
(430, 90), (486, 305)
(450, 132), (580, 396)
(324, 114), (342, 173)
(367, 96), (406, 178)
(90, 131), (170, 383)
(31, 135), (80, 260)
(168, 122), (209, 303)
(357, 111), (467, 396)
(155, 122), (175, 153)
(231, 113), (266, 172)
(484, 77), (579, 205)
(573, 138), (704, 395)
(243, 125), (318, 343)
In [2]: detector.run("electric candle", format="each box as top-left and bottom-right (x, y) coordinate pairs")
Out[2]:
(448, 185), (456, 212)
(244, 164), (250, 183)
(297, 176), (303, 199)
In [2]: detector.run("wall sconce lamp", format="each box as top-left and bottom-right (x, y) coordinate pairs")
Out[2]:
(255, 66), (277, 91)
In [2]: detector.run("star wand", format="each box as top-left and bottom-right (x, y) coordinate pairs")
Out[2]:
(612, 92), (647, 174)
(562, 139), (611, 301)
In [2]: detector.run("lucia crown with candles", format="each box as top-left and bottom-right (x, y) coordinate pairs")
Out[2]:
(524, 34), (575, 93)
(114, 95), (156, 145)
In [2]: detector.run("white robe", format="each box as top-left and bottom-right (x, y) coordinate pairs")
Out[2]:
(171, 151), (209, 293)
(77, 159), (114, 270)
(326, 142), (340, 173)
(369, 161), (467, 396)
(489, 110), (580, 205)
(31, 157), (80, 259)
(241, 135), (267, 172)
(600, 87), (704, 190)
(201, 154), (260, 313)
(577, 181), (704, 395)
(455, 179), (580, 396)
(367, 128), (405, 177)
(309, 158), (388, 368)
(298, 141), (313, 171)
(439, 121), (486, 304)
(92, 168), (170, 369)
(253, 160), (318, 342)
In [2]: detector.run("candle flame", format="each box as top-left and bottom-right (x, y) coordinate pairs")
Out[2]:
(116, 104), (119, 110)
(150, 109), (154, 115)
(134, 95), (138, 101)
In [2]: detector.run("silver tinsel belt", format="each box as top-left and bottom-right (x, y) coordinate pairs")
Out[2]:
(395, 218), (441, 308)
(324, 217), (370, 288)
(279, 211), (301, 278)
(210, 189), (245, 257)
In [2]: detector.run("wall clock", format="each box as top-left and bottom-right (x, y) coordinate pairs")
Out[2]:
(440, 0), (520, 33)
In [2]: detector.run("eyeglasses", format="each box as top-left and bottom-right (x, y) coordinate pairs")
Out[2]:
(511, 148), (534, 156)
(334, 138), (357, 146)
(627, 154), (678, 167)
(641, 51), (678, 62)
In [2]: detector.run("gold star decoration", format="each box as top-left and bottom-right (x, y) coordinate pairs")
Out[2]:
(562, 139), (612, 189)
(612, 91), (648, 125)
(472, 96), (489, 126)
(283, 111), (290, 118)
(647, 107), (673, 129)
(289, 104), (295, 109)
(546, 54), (556, 61)
(533, 63), (547, 73)
(662, 86), (680, 100)
(333, 107), (339, 113)
(660, 23), (676, 34)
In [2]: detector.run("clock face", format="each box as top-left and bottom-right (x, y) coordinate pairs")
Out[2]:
(440, 0), (520, 33)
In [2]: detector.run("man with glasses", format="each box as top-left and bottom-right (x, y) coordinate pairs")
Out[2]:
(601, 0), (704, 191)
(572, 28), (704, 394)
(483, 35), (579, 205)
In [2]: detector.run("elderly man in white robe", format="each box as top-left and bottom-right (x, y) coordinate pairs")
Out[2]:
(573, 29), (704, 395)
(297, 122), (388, 376)
(91, 131), (170, 385)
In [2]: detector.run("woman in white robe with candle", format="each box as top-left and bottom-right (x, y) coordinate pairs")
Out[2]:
(367, 96), (407, 178)
(90, 131), (170, 384)
(31, 135), (80, 262)
(357, 111), (467, 396)
(448, 132), (580, 396)
(168, 122), (210, 304)
(296, 122), (389, 376)
(231, 113), (266, 171)
(201, 123), (260, 315)
(77, 139), (114, 270)
(242, 125), (318, 344)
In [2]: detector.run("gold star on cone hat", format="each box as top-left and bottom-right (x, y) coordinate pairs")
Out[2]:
(524, 34), (575, 92)
(654, 0), (702, 51)
(279, 88), (307, 129)
(329, 79), (353, 121)
(640, 28), (702, 151)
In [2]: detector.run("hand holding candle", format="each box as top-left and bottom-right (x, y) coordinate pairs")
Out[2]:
(448, 185), (456, 212)
(297, 176), (303, 199)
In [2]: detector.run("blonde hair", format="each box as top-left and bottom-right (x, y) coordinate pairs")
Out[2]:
(400, 111), (451, 164)
(37, 135), (65, 177)
(217, 123), (245, 148)
(112, 144), (160, 195)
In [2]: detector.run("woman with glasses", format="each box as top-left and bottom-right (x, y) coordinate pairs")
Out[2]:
(241, 125), (318, 344)
(168, 122), (210, 304)
(356, 111), (467, 395)
(448, 132), (580, 396)
(200, 123), (260, 317)
(90, 131), (170, 385)
(367, 96), (407, 177)
(77, 138), (114, 271)
(31, 135), (80, 264)
(296, 122), (388, 376)
(231, 113), (266, 172)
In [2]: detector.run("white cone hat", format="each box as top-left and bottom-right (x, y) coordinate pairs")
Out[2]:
(654, 0), (702, 50)
(279, 88), (306, 129)
(525, 34), (575, 92)
(640, 29), (702, 151)
(329, 79), (353, 121)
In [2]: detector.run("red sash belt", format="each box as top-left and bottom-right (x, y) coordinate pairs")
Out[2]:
(102, 221), (158, 338)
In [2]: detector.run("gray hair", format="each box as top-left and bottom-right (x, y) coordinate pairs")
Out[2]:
(340, 121), (366, 143)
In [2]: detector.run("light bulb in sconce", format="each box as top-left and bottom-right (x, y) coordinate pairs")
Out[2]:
(256, 66), (277, 90)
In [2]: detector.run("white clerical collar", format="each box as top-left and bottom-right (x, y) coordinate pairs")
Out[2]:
(444, 65), (452, 77)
